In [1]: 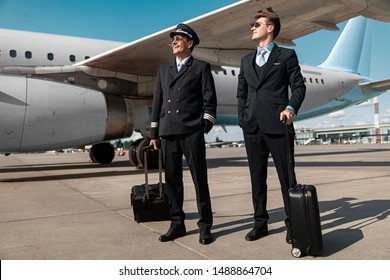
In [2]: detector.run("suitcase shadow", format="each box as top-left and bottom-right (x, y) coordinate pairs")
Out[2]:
(322, 228), (364, 257)
(319, 197), (389, 257)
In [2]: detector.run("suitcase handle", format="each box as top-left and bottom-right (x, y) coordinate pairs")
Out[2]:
(284, 117), (295, 189)
(143, 146), (164, 200)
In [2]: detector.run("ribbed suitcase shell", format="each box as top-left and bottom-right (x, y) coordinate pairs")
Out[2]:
(289, 184), (323, 257)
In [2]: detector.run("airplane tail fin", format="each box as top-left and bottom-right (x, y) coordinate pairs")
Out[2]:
(319, 16), (371, 75)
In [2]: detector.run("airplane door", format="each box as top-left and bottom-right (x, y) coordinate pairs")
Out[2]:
(0, 75), (27, 152)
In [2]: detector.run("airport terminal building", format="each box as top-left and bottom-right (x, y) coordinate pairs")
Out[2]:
(295, 124), (390, 145)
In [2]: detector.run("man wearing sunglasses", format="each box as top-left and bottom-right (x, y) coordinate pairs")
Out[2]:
(150, 23), (217, 245)
(237, 11), (306, 243)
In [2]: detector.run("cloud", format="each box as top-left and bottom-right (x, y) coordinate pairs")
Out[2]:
(354, 121), (370, 126)
(328, 110), (345, 118)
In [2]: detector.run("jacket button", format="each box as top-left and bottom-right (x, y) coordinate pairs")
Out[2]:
(168, 110), (171, 114)
(168, 99), (171, 103)
(176, 110), (180, 114)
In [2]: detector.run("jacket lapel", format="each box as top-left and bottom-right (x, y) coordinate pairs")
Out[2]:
(169, 56), (193, 87)
(168, 60), (177, 86)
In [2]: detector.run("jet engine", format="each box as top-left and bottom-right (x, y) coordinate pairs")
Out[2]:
(0, 75), (136, 163)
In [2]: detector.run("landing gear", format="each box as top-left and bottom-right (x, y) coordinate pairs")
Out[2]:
(129, 138), (160, 169)
(128, 141), (140, 167)
(89, 142), (115, 164)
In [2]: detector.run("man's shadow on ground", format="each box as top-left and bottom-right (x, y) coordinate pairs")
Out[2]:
(186, 197), (389, 257)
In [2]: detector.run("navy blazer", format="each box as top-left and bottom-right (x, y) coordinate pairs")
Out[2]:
(237, 44), (306, 134)
(151, 56), (217, 138)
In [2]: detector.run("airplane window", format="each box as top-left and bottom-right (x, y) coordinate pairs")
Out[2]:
(47, 53), (54, 61)
(315, 78), (319, 84)
(303, 77), (307, 83)
(223, 70), (227, 75)
(321, 79), (324, 85)
(309, 78), (313, 83)
(231, 70), (236, 76)
(25, 51), (32, 59)
(69, 55), (76, 62)
(214, 71), (219, 74)
(9, 50), (17, 58)
(85, 56), (90, 60)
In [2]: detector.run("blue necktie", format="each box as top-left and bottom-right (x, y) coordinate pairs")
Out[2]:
(256, 49), (267, 67)
(177, 62), (184, 71)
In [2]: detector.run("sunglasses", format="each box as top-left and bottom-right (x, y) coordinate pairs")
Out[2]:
(171, 35), (188, 42)
(250, 22), (272, 28)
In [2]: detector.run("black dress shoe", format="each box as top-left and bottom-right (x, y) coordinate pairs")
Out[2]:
(199, 229), (213, 245)
(286, 230), (293, 244)
(245, 226), (269, 241)
(159, 225), (186, 242)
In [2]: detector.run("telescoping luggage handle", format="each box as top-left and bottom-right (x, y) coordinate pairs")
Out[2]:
(143, 145), (164, 200)
(283, 117), (295, 189)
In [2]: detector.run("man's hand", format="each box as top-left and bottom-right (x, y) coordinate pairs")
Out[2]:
(150, 139), (160, 150)
(280, 109), (294, 125)
(203, 119), (213, 134)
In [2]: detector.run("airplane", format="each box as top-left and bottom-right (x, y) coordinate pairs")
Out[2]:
(1, 0), (390, 168)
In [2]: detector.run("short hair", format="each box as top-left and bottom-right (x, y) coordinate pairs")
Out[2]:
(255, 11), (281, 39)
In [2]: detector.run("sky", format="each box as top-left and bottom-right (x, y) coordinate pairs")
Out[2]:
(1, 0), (390, 142)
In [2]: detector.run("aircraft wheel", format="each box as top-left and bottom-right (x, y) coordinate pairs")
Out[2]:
(89, 145), (97, 163)
(136, 138), (159, 169)
(128, 139), (143, 167)
(89, 142), (115, 164)
(128, 144), (138, 167)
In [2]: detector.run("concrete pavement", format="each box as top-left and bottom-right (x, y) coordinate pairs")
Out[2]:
(0, 144), (389, 260)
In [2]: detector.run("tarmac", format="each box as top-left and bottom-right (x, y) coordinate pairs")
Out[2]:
(0, 144), (389, 260)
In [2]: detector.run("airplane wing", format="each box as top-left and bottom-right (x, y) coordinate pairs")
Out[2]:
(74, 0), (376, 75)
(5, 0), (390, 92)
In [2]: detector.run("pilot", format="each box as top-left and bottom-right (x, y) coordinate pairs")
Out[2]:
(150, 23), (217, 245)
(237, 11), (306, 243)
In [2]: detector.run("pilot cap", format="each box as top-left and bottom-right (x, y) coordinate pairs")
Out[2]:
(170, 23), (200, 45)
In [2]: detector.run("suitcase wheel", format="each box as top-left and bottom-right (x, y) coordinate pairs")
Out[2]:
(291, 248), (302, 258)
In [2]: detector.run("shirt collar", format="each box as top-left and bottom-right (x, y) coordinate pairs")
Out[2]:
(257, 42), (275, 55)
(176, 55), (192, 67)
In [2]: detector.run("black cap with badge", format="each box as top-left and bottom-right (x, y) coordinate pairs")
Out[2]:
(170, 23), (200, 45)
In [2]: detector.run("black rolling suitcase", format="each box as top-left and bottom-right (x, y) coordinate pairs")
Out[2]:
(285, 122), (323, 258)
(288, 184), (323, 257)
(130, 146), (170, 223)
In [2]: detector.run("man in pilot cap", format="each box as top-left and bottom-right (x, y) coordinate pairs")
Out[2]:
(150, 23), (217, 245)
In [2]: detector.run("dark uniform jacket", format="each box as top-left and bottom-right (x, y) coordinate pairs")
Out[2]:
(237, 44), (306, 135)
(151, 56), (217, 138)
